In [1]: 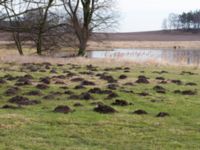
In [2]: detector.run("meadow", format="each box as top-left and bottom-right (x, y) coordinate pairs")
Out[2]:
(0, 60), (200, 150)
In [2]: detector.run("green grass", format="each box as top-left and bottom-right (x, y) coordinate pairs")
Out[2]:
(0, 63), (200, 150)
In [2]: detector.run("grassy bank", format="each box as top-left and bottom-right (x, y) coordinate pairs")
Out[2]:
(0, 61), (200, 150)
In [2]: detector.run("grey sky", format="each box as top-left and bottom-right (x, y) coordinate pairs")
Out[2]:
(118, 0), (200, 32)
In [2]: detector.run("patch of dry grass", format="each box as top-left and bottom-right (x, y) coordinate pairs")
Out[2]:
(88, 41), (200, 50)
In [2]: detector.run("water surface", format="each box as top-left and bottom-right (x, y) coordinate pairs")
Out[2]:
(87, 49), (200, 65)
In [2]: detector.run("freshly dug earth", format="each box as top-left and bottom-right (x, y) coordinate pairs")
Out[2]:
(94, 104), (116, 114)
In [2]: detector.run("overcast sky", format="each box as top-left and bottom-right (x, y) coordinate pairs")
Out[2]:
(118, 0), (200, 32)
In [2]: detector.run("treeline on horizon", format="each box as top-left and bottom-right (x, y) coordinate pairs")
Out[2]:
(163, 10), (200, 32)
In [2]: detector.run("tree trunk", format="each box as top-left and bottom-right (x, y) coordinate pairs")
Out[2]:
(13, 32), (23, 55)
(78, 40), (87, 56)
(36, 32), (42, 55)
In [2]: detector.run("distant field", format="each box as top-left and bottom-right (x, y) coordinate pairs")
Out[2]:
(1, 31), (200, 52)
(92, 31), (200, 41)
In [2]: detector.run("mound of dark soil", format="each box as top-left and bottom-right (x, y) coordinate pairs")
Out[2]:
(81, 80), (95, 86)
(79, 71), (94, 75)
(107, 84), (118, 90)
(156, 77), (165, 80)
(60, 86), (68, 90)
(26, 90), (42, 96)
(9, 96), (40, 105)
(151, 99), (164, 103)
(5, 87), (20, 96)
(153, 85), (166, 94)
(1, 104), (20, 109)
(15, 78), (32, 86)
(182, 90), (197, 95)
(174, 90), (197, 95)
(88, 88), (103, 94)
(55, 81), (65, 85)
(74, 103), (83, 107)
(99, 74), (117, 83)
(159, 80), (168, 84)
(79, 92), (93, 100)
(181, 71), (196, 75)
(57, 64), (64, 67)
(153, 71), (168, 74)
(94, 104), (116, 114)
(52, 75), (66, 79)
(40, 77), (51, 84)
(36, 84), (49, 90)
(135, 76), (149, 84)
(138, 92), (149, 97)
(4, 74), (17, 81)
(156, 112), (169, 117)
(43, 94), (56, 100)
(106, 92), (119, 99)
(171, 80), (182, 85)
(26, 65), (39, 72)
(0, 79), (6, 84)
(174, 90), (181, 94)
(39, 69), (46, 72)
(71, 77), (84, 82)
(185, 82), (197, 86)
(74, 84), (85, 89)
(54, 105), (72, 114)
(133, 109), (148, 115)
(124, 67), (130, 73)
(50, 69), (57, 74)
(119, 75), (127, 79)
(66, 72), (76, 77)
(24, 74), (33, 79)
(112, 99), (129, 106)
(104, 68), (115, 71)
(64, 90), (74, 95)
(17, 76), (31, 83)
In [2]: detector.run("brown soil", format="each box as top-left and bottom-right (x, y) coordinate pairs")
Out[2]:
(9, 96), (40, 105)
(112, 99), (129, 106)
(156, 112), (169, 117)
(5, 87), (20, 96)
(1, 104), (21, 109)
(133, 109), (148, 115)
(119, 75), (128, 80)
(40, 77), (51, 84)
(94, 104), (116, 114)
(135, 76), (149, 84)
(36, 84), (49, 90)
(153, 85), (166, 94)
(54, 105), (72, 114)
(81, 80), (96, 86)
(26, 90), (42, 96)
(171, 80), (182, 85)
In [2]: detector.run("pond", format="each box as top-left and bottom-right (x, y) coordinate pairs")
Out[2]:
(87, 48), (200, 66)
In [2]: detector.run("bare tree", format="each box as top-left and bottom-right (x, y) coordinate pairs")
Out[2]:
(0, 0), (31, 55)
(62, 0), (116, 56)
(25, 0), (56, 55)
(0, 0), (68, 55)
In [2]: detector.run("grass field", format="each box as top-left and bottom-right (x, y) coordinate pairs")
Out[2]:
(0, 61), (200, 150)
